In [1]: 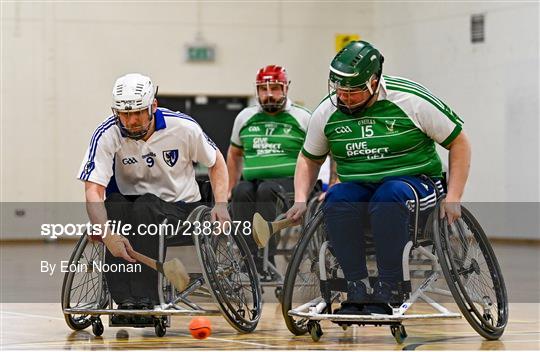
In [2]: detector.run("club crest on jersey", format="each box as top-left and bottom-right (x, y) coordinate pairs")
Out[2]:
(163, 149), (179, 167)
(385, 119), (396, 132)
(84, 161), (94, 173)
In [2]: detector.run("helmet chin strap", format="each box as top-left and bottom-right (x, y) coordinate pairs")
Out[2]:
(257, 81), (287, 113)
(337, 91), (375, 115)
(260, 99), (286, 113)
(337, 75), (381, 115)
(116, 110), (154, 140)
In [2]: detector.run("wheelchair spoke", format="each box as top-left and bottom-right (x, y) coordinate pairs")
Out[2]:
(195, 210), (261, 332)
(72, 273), (99, 306)
(436, 204), (508, 337)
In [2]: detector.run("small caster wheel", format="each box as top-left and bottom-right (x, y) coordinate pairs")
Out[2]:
(341, 324), (348, 331)
(482, 312), (494, 328)
(274, 286), (283, 301)
(390, 325), (407, 344)
(307, 321), (323, 342)
(92, 318), (104, 337)
(154, 319), (166, 337)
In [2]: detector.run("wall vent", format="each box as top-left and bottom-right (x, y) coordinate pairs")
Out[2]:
(471, 14), (485, 43)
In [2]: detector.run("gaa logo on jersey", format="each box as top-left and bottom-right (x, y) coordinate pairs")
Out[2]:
(335, 126), (353, 134)
(122, 157), (138, 165)
(163, 149), (179, 167)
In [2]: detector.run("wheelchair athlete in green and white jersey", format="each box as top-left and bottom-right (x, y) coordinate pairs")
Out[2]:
(227, 65), (312, 280)
(286, 41), (472, 315)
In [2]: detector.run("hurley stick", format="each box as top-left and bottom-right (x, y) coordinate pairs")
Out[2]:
(129, 250), (189, 293)
(252, 212), (295, 249)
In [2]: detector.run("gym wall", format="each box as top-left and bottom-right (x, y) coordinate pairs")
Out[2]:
(1, 2), (538, 239)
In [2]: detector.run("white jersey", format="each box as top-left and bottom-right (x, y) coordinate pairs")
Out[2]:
(77, 108), (217, 202)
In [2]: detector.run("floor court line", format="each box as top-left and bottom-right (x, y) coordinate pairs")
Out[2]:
(0, 311), (65, 321)
(177, 332), (276, 349)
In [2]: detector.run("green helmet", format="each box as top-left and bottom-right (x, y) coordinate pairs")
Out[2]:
(329, 40), (384, 90)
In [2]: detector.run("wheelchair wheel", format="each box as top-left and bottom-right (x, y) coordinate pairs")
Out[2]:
(433, 201), (508, 340)
(281, 209), (342, 335)
(303, 194), (323, 228)
(193, 206), (262, 333)
(61, 234), (109, 330)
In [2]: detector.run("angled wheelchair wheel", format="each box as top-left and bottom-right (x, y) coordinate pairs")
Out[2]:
(193, 206), (262, 333)
(61, 234), (109, 330)
(303, 194), (323, 228)
(281, 209), (343, 335)
(433, 201), (508, 340)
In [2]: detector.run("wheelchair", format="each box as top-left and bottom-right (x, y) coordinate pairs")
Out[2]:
(61, 183), (262, 337)
(254, 182), (324, 301)
(281, 176), (508, 343)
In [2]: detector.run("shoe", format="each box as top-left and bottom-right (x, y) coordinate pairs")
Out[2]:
(112, 298), (136, 325)
(253, 254), (277, 282)
(132, 297), (157, 325)
(334, 280), (369, 315)
(259, 270), (279, 282)
(135, 297), (157, 310)
(117, 297), (136, 310)
(363, 281), (397, 315)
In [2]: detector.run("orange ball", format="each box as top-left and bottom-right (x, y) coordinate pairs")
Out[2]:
(188, 317), (212, 339)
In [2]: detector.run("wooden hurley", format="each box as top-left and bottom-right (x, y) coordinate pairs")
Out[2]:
(252, 212), (295, 249)
(129, 250), (189, 293)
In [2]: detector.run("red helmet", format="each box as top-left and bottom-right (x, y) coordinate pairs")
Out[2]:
(255, 65), (289, 113)
(256, 65), (289, 85)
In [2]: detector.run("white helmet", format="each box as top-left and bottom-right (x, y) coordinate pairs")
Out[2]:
(112, 73), (156, 112)
(111, 73), (157, 139)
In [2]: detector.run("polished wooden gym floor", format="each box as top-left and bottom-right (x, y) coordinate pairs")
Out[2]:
(1, 242), (539, 350)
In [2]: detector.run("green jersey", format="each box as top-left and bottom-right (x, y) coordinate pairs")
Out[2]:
(230, 99), (311, 181)
(302, 75), (463, 183)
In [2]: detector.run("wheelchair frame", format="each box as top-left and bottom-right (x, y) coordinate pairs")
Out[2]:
(257, 190), (323, 300)
(61, 205), (262, 337)
(282, 178), (508, 343)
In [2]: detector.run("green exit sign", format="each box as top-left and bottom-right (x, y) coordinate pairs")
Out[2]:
(186, 45), (215, 62)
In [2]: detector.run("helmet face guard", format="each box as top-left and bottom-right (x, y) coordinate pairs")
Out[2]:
(255, 65), (289, 113)
(256, 81), (287, 113)
(328, 75), (377, 115)
(328, 41), (384, 115)
(113, 106), (154, 140)
(111, 73), (157, 140)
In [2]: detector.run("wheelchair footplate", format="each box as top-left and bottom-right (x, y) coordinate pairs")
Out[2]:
(63, 306), (223, 317)
(288, 297), (461, 343)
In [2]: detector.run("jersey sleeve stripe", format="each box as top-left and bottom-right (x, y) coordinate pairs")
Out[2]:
(440, 125), (462, 147)
(386, 84), (463, 126)
(385, 77), (465, 125)
(385, 76), (447, 108)
(203, 132), (218, 150)
(386, 81), (446, 111)
(301, 147), (327, 160)
(79, 117), (116, 180)
(291, 104), (312, 115)
(230, 140), (243, 148)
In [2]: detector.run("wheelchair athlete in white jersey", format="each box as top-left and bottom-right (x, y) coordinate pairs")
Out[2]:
(70, 73), (259, 333)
